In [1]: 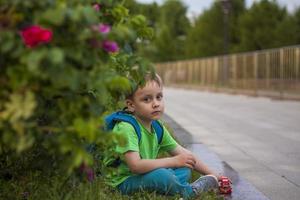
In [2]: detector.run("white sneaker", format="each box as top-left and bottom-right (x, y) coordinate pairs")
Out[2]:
(190, 175), (219, 195)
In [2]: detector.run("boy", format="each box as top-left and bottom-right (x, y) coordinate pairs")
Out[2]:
(105, 73), (230, 199)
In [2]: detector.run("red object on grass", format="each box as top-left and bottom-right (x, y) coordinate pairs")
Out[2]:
(20, 25), (53, 47)
(79, 163), (95, 182)
(219, 176), (232, 194)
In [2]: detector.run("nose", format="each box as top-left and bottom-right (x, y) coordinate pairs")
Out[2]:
(153, 99), (160, 108)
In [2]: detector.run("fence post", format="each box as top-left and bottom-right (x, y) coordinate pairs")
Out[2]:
(266, 52), (270, 90)
(254, 52), (258, 96)
(214, 57), (219, 91)
(280, 49), (284, 99)
(243, 55), (246, 89)
(232, 54), (237, 92)
(296, 48), (299, 82)
(201, 60), (205, 86)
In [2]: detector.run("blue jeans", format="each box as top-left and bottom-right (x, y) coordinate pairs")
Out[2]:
(118, 167), (195, 199)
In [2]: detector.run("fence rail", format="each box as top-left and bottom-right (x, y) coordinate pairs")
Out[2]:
(155, 45), (300, 99)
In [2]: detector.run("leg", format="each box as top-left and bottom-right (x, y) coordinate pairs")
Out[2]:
(173, 167), (191, 185)
(118, 168), (194, 199)
(191, 175), (219, 195)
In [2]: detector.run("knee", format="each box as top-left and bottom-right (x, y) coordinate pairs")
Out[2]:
(181, 167), (192, 178)
(148, 168), (177, 185)
(175, 167), (192, 181)
(151, 168), (174, 179)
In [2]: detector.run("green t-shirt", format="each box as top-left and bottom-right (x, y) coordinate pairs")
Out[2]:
(104, 120), (178, 187)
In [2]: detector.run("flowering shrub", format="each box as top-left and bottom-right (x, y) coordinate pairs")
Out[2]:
(0, 0), (154, 195)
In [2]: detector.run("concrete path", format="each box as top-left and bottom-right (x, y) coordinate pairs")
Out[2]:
(164, 87), (300, 200)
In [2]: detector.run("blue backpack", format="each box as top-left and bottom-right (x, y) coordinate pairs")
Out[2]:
(105, 111), (164, 144)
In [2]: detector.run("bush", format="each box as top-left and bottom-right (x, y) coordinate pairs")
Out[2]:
(0, 0), (154, 198)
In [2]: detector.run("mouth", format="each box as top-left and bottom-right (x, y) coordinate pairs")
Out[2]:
(152, 111), (161, 115)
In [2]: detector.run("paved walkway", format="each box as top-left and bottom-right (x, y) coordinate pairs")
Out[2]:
(164, 87), (300, 200)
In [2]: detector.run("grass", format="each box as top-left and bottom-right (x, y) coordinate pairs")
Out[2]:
(1, 122), (224, 199)
(1, 173), (223, 200)
(68, 177), (223, 200)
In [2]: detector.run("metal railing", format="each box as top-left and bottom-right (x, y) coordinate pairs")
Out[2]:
(155, 45), (300, 99)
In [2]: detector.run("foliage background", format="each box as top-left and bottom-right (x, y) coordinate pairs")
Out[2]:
(2, 0), (298, 199)
(0, 0), (155, 198)
(126, 0), (300, 61)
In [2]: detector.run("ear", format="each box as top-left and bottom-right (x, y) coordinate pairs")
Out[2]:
(125, 99), (135, 112)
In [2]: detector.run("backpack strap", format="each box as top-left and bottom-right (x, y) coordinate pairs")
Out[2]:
(105, 111), (142, 142)
(105, 111), (164, 144)
(151, 120), (164, 144)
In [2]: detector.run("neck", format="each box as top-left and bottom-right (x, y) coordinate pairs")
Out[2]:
(135, 116), (152, 132)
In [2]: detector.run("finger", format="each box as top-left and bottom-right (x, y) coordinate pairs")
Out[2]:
(187, 155), (196, 164)
(186, 159), (196, 167)
(185, 163), (194, 169)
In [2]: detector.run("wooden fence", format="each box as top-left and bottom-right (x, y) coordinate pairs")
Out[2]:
(155, 45), (300, 100)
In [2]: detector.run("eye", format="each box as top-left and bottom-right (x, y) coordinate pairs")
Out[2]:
(157, 94), (163, 100)
(143, 97), (152, 103)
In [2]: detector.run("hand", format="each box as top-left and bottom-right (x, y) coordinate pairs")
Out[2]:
(174, 152), (196, 169)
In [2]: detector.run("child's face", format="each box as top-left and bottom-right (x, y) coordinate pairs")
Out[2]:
(127, 80), (164, 123)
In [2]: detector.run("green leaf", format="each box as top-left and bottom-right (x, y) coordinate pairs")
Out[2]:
(22, 49), (47, 72)
(0, 32), (15, 53)
(130, 15), (147, 28)
(73, 118), (99, 142)
(68, 7), (82, 22)
(1, 91), (36, 124)
(107, 76), (131, 93)
(112, 5), (129, 23)
(48, 47), (64, 64)
(138, 27), (154, 39)
(16, 134), (34, 153)
(81, 6), (98, 24)
(41, 7), (66, 25)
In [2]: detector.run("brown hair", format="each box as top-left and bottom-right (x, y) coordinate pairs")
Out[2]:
(126, 73), (163, 100)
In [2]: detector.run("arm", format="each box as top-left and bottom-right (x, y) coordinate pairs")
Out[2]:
(170, 145), (233, 193)
(169, 145), (219, 178)
(124, 149), (196, 174)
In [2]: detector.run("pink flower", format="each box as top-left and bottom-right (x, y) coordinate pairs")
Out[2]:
(92, 3), (101, 11)
(99, 24), (111, 34)
(91, 23), (111, 34)
(102, 40), (119, 53)
(20, 25), (52, 48)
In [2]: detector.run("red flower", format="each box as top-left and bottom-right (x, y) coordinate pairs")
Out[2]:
(20, 25), (53, 48)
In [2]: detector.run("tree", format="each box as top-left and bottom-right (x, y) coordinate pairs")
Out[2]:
(235, 0), (287, 51)
(185, 0), (246, 58)
(292, 7), (300, 43)
(274, 15), (298, 47)
(124, 0), (160, 28)
(133, 0), (190, 62)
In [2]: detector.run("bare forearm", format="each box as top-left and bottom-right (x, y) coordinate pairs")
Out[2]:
(172, 146), (218, 177)
(194, 158), (218, 176)
(129, 157), (176, 174)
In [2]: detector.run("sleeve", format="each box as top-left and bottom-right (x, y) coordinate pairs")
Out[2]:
(112, 121), (140, 154)
(159, 125), (178, 152)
